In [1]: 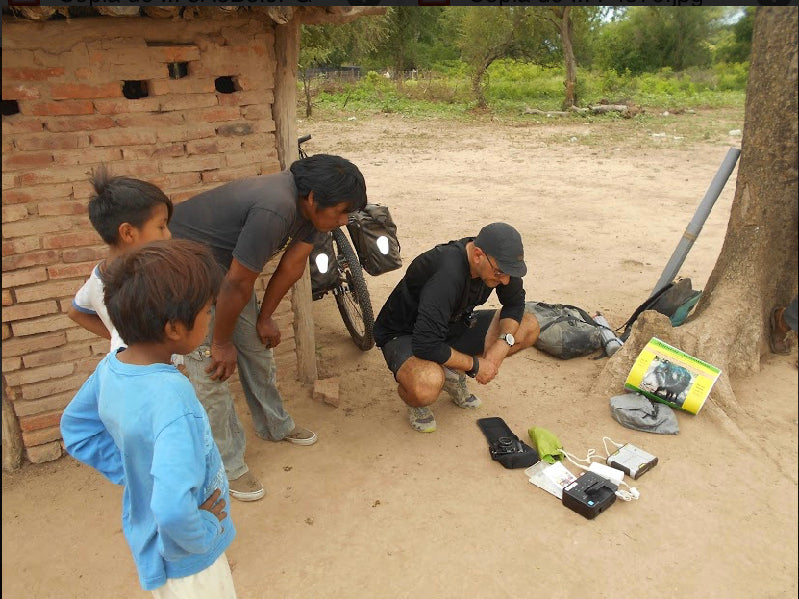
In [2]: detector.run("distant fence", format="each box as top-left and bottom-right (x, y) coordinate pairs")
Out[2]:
(302, 68), (422, 82)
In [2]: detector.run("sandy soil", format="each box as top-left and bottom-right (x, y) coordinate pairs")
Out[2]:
(3, 110), (798, 599)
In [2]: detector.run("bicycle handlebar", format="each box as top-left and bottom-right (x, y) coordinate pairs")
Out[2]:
(298, 134), (312, 145)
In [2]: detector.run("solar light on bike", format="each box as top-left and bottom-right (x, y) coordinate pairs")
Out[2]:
(314, 252), (330, 274)
(376, 235), (389, 255)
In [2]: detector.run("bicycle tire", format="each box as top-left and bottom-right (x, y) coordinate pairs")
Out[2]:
(331, 228), (375, 350)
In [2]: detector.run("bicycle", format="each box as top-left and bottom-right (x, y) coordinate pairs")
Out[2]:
(299, 134), (375, 351)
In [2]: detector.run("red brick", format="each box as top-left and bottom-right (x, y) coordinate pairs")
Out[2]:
(185, 139), (219, 156)
(236, 74), (271, 92)
(1, 331), (67, 357)
(217, 90), (273, 107)
(5, 362), (74, 388)
(105, 161), (160, 179)
(161, 155), (220, 174)
(51, 82), (123, 100)
(66, 327), (99, 343)
(2, 205), (29, 223)
(2, 250), (58, 272)
(159, 94), (218, 112)
(11, 313), (75, 337)
(148, 172), (201, 190)
(242, 105), (270, 120)
(1, 300), (58, 323)
(0, 116), (45, 133)
(2, 184), (73, 204)
(3, 172), (18, 189)
(2, 289), (12, 306)
(91, 129), (158, 147)
(75, 355), (103, 375)
(2, 356), (22, 372)
(42, 230), (101, 251)
(202, 166), (260, 184)
(2, 323), (11, 341)
(2, 67), (65, 81)
(170, 189), (208, 204)
(3, 215), (85, 239)
(62, 246), (105, 264)
(2, 268), (48, 288)
(194, 106), (242, 123)
(2, 84), (41, 101)
(215, 137), (245, 153)
(19, 409), (65, 433)
(18, 168), (92, 188)
(22, 425), (64, 447)
(115, 112), (185, 128)
(47, 261), (96, 280)
(122, 144), (184, 161)
(23, 344), (91, 369)
(15, 133), (90, 152)
(37, 200), (89, 217)
(3, 152), (54, 170)
(12, 392), (74, 417)
(24, 100), (94, 117)
(14, 279), (83, 303)
(25, 440), (63, 463)
(72, 180), (96, 200)
(155, 45), (201, 63)
(156, 123), (216, 143)
(226, 150), (276, 169)
(45, 115), (116, 133)
(94, 97), (160, 114)
(2, 237), (41, 257)
(149, 78), (215, 96)
(52, 147), (123, 167)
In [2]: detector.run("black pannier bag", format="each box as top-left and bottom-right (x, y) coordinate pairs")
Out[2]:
(346, 204), (402, 276)
(309, 232), (339, 299)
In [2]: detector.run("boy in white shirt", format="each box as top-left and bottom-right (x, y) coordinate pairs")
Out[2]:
(68, 167), (172, 351)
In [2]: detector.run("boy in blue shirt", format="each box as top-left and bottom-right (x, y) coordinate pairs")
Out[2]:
(67, 167), (172, 353)
(61, 239), (237, 597)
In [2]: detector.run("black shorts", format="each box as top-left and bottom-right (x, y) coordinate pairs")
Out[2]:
(379, 309), (496, 379)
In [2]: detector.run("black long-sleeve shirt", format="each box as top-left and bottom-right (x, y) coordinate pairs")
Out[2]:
(374, 238), (525, 364)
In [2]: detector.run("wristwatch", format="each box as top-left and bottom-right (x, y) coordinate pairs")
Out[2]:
(465, 355), (479, 378)
(499, 333), (516, 347)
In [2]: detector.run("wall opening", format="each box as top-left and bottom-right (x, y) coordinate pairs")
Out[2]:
(122, 80), (149, 100)
(214, 76), (239, 94)
(2, 100), (20, 116)
(168, 62), (189, 80)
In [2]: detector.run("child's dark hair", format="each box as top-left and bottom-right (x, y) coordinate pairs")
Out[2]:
(88, 166), (173, 245)
(289, 153), (367, 213)
(103, 239), (222, 345)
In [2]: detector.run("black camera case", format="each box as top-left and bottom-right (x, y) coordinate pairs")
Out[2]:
(476, 417), (539, 469)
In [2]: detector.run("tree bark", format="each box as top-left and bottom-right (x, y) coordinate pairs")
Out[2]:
(592, 7), (798, 417)
(559, 7), (578, 110)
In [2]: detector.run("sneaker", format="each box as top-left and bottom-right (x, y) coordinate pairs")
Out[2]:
(283, 426), (318, 446)
(229, 471), (265, 502)
(408, 406), (437, 433)
(442, 369), (482, 409)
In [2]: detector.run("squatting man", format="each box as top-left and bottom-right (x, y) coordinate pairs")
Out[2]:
(374, 222), (540, 432)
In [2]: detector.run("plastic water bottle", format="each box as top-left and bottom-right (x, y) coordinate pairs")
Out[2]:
(594, 313), (623, 356)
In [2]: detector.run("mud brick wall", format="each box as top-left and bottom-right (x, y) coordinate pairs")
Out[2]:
(2, 15), (298, 465)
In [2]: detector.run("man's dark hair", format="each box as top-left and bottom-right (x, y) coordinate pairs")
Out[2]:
(103, 239), (222, 345)
(88, 166), (173, 245)
(289, 153), (367, 213)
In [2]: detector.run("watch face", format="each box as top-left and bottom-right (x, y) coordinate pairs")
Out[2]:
(503, 333), (515, 346)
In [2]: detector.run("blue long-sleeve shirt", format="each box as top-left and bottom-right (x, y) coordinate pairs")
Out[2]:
(61, 351), (236, 591)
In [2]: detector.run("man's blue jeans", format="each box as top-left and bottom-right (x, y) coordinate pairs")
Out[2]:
(183, 294), (294, 480)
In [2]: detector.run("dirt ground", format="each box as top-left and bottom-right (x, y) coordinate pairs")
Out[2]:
(3, 110), (798, 599)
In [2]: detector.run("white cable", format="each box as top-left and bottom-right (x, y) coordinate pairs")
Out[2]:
(602, 436), (624, 458)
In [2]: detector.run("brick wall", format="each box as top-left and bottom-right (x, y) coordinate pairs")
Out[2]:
(2, 15), (298, 465)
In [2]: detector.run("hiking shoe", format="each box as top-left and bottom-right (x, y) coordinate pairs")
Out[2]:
(442, 369), (482, 409)
(283, 426), (318, 446)
(229, 471), (265, 502)
(408, 406), (437, 433)
(769, 307), (793, 355)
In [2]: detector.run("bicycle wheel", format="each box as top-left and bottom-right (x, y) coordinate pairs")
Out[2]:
(331, 228), (375, 350)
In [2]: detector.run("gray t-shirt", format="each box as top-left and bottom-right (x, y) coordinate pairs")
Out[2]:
(170, 171), (325, 272)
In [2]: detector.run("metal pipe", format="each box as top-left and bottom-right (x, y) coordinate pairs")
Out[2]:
(651, 147), (741, 297)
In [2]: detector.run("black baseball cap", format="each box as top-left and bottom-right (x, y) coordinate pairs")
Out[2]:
(474, 222), (527, 278)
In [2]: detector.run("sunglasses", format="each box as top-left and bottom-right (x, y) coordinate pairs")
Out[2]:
(485, 254), (506, 278)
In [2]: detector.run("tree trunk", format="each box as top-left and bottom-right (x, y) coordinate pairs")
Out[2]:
(472, 60), (490, 109)
(560, 7), (578, 110)
(592, 7), (798, 418)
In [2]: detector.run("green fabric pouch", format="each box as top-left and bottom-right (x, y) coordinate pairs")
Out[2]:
(529, 427), (565, 464)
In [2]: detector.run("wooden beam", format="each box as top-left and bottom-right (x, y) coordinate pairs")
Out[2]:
(273, 17), (317, 385)
(2, 379), (23, 472)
